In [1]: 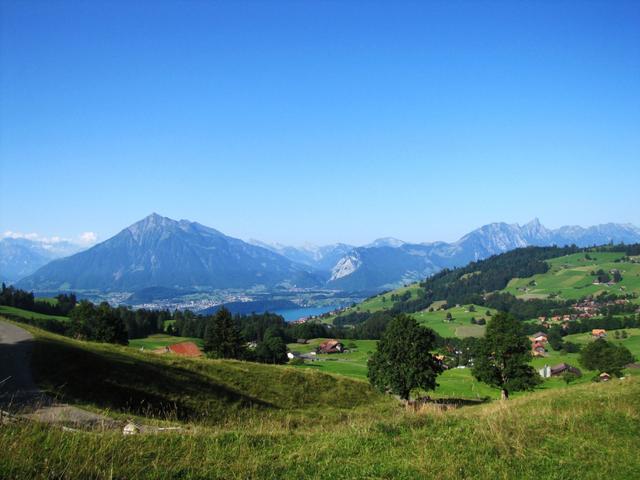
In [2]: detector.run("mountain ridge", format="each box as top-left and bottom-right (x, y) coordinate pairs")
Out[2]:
(9, 215), (640, 294)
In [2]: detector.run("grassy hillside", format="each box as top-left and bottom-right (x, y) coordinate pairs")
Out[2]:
(286, 339), (378, 380)
(564, 327), (640, 351)
(503, 252), (640, 301)
(2, 374), (639, 479)
(412, 304), (497, 337)
(0, 305), (68, 322)
(129, 333), (204, 350)
(321, 284), (422, 323)
(21, 325), (383, 425)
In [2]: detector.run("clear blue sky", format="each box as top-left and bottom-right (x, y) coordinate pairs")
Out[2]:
(1, 1), (639, 246)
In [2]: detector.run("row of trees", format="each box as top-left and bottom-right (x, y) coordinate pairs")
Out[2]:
(0, 283), (77, 316)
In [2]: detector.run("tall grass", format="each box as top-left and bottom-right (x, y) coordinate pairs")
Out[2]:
(1, 378), (638, 479)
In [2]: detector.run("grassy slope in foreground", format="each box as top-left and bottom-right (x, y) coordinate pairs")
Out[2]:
(1, 376), (639, 479)
(18, 323), (383, 425)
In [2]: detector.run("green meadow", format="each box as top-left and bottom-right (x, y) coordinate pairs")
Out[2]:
(2, 321), (640, 479)
(0, 305), (69, 322)
(129, 333), (204, 350)
(503, 252), (640, 301)
(411, 304), (497, 337)
(322, 284), (423, 323)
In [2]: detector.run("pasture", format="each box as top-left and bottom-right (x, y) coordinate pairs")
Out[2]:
(0, 305), (68, 322)
(129, 334), (204, 350)
(411, 304), (496, 338)
(503, 252), (640, 301)
(322, 284), (423, 323)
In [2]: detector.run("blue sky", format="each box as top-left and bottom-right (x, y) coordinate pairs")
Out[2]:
(1, 1), (639, 246)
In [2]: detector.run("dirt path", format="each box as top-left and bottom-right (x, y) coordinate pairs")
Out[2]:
(0, 320), (48, 410)
(0, 320), (118, 428)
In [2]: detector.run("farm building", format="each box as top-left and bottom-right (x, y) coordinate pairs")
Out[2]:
(529, 332), (548, 343)
(591, 329), (607, 339)
(532, 341), (546, 357)
(539, 363), (582, 378)
(317, 339), (344, 354)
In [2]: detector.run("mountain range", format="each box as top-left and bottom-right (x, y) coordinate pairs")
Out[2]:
(10, 214), (640, 294)
(0, 237), (83, 283)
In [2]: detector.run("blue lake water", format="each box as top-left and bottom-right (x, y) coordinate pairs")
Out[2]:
(275, 305), (345, 322)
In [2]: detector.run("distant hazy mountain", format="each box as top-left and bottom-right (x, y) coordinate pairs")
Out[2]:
(12, 215), (640, 294)
(0, 237), (83, 283)
(18, 214), (322, 292)
(249, 240), (354, 272)
(326, 219), (640, 291)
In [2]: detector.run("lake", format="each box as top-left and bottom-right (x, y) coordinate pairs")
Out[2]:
(275, 304), (345, 322)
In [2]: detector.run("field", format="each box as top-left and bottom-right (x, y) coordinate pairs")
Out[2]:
(286, 339), (378, 380)
(285, 326), (640, 399)
(503, 252), (640, 301)
(321, 284), (423, 323)
(19, 324), (380, 424)
(1, 323), (639, 479)
(564, 328), (640, 351)
(129, 333), (204, 350)
(411, 304), (497, 337)
(0, 305), (68, 322)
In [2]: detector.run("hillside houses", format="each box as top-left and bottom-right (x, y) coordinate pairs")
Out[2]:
(539, 363), (582, 378)
(317, 339), (345, 354)
(529, 332), (548, 357)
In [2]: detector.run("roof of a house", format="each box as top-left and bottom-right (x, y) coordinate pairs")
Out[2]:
(319, 339), (341, 348)
(531, 332), (548, 338)
(592, 329), (607, 335)
(167, 342), (203, 357)
(550, 363), (581, 375)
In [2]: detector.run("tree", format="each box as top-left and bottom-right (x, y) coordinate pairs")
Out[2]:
(367, 315), (443, 400)
(579, 339), (635, 377)
(445, 312), (453, 322)
(204, 307), (245, 359)
(68, 301), (128, 345)
(254, 327), (288, 364)
(471, 312), (541, 400)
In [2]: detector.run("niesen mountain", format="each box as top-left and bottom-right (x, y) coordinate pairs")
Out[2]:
(0, 236), (84, 283)
(11, 215), (640, 294)
(17, 214), (322, 292)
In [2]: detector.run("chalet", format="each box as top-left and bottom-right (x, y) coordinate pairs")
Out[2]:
(550, 363), (578, 376)
(591, 329), (607, 339)
(317, 339), (344, 354)
(530, 332), (548, 343)
(599, 372), (612, 382)
(532, 341), (546, 357)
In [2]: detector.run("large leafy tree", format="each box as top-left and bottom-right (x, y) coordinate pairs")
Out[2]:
(472, 312), (540, 399)
(254, 327), (288, 364)
(367, 315), (443, 400)
(68, 300), (128, 345)
(204, 307), (245, 359)
(579, 338), (635, 377)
